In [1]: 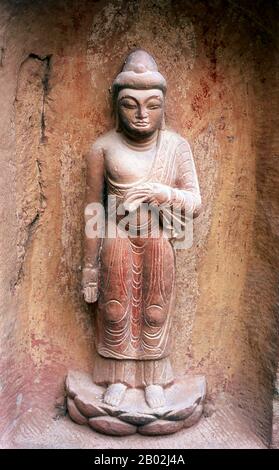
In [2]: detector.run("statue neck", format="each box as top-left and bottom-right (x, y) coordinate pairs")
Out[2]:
(120, 130), (159, 151)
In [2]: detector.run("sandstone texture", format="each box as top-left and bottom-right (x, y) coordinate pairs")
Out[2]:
(0, 0), (278, 448)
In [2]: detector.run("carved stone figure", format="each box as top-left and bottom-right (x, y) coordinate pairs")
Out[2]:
(65, 50), (206, 436)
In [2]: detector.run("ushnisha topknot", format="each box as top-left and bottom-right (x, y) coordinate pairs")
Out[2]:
(111, 49), (167, 97)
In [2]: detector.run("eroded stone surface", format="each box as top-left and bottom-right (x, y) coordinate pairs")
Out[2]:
(65, 370), (103, 400)
(165, 376), (206, 407)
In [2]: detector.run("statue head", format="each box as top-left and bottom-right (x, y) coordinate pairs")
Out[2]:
(111, 50), (167, 139)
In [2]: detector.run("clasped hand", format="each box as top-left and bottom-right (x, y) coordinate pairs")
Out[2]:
(123, 182), (172, 212)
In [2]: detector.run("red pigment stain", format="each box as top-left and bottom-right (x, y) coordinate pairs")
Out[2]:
(31, 333), (48, 348)
(46, 346), (63, 357)
(200, 78), (210, 98)
(191, 78), (211, 119)
(185, 119), (193, 130)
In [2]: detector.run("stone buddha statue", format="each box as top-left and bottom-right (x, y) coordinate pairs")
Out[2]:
(66, 50), (205, 436)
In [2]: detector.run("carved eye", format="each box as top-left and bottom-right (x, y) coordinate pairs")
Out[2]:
(121, 101), (137, 109)
(147, 103), (162, 110)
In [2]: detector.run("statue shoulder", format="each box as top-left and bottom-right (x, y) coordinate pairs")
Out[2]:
(90, 129), (118, 155)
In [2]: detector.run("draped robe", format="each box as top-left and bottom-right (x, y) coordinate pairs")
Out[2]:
(86, 129), (201, 387)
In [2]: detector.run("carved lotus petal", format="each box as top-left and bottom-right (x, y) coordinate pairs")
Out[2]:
(67, 397), (88, 425)
(118, 411), (156, 426)
(74, 393), (107, 418)
(183, 404), (203, 428)
(164, 402), (198, 421)
(89, 416), (137, 436)
(139, 419), (184, 436)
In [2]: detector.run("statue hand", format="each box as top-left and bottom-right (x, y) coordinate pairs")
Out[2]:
(124, 182), (171, 211)
(82, 266), (99, 303)
(148, 182), (172, 206)
(123, 183), (152, 212)
(83, 285), (98, 303)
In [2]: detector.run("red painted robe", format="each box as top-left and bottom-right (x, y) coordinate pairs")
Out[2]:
(86, 129), (201, 386)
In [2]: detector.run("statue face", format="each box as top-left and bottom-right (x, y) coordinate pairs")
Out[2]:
(117, 88), (164, 139)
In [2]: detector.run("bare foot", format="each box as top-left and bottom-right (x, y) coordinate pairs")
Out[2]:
(145, 384), (166, 409)
(103, 383), (127, 407)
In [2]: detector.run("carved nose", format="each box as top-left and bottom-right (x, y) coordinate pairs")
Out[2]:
(136, 107), (148, 119)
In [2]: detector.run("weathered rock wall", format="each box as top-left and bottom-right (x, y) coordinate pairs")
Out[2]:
(0, 0), (278, 447)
